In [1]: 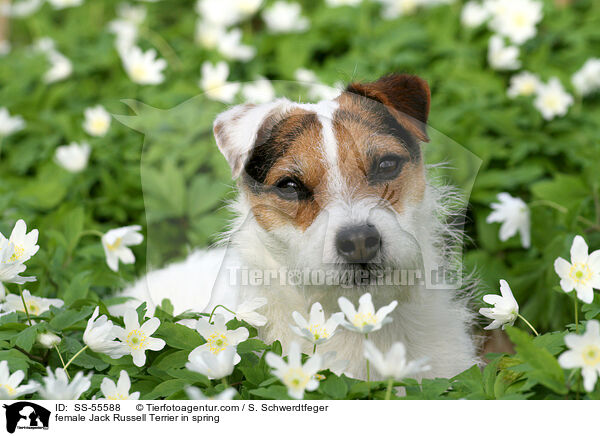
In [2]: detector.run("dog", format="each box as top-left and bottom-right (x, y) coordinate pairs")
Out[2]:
(116, 73), (480, 379)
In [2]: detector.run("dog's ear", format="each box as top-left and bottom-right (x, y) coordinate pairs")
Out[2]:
(346, 74), (430, 141)
(213, 99), (292, 179)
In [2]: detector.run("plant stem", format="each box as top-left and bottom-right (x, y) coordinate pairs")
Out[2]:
(385, 378), (394, 400)
(140, 27), (182, 71)
(54, 344), (70, 380)
(19, 286), (33, 326)
(574, 298), (579, 334)
(529, 200), (600, 231)
(63, 345), (88, 371)
(365, 333), (370, 399)
(208, 305), (236, 323)
(222, 377), (229, 388)
(517, 314), (539, 336)
(79, 229), (105, 239)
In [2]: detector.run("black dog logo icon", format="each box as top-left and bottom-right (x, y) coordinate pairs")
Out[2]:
(3, 402), (50, 433)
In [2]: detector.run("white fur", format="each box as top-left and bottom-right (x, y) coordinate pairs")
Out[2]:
(118, 97), (479, 380)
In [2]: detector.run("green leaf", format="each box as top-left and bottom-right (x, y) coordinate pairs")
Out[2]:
(155, 322), (203, 350)
(319, 374), (348, 399)
(505, 327), (567, 394)
(14, 324), (41, 352)
(49, 307), (93, 331)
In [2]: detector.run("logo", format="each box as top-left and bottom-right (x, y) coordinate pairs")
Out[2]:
(3, 402), (51, 433)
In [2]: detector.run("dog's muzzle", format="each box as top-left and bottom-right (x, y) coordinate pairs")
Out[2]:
(335, 224), (381, 263)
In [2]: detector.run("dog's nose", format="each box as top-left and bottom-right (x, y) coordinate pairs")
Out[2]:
(335, 225), (381, 263)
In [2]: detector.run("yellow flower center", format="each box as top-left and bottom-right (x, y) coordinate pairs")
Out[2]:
(513, 13), (527, 28)
(126, 329), (148, 350)
(0, 384), (16, 395)
(106, 394), (128, 400)
(91, 118), (108, 133)
(25, 301), (40, 316)
(207, 333), (229, 354)
(9, 244), (25, 262)
(308, 324), (329, 341)
(352, 312), (377, 328)
(569, 263), (592, 285)
(582, 345), (600, 366)
(106, 237), (122, 252)
(543, 94), (560, 111)
(131, 64), (148, 82)
(283, 368), (310, 390)
(521, 82), (536, 96)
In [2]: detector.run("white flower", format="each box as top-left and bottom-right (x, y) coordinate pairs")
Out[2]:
(121, 46), (167, 85)
(101, 225), (144, 272)
(217, 28), (256, 61)
(117, 2), (146, 25)
(233, 0), (263, 17)
(0, 107), (25, 136)
(290, 302), (344, 345)
(185, 386), (237, 400)
(0, 0), (43, 17)
(0, 219), (39, 264)
(186, 345), (237, 379)
(265, 342), (321, 399)
(100, 370), (140, 400)
(487, 35), (520, 71)
(0, 240), (36, 284)
(571, 58), (600, 97)
(294, 68), (318, 84)
(559, 320), (600, 392)
(486, 192), (530, 248)
(479, 279), (519, 330)
(38, 367), (91, 400)
(194, 314), (249, 364)
(554, 235), (600, 304)
(54, 142), (91, 173)
(461, 1), (490, 28)
(326, 0), (362, 6)
(196, 0), (243, 27)
(113, 309), (165, 366)
(235, 297), (268, 326)
(82, 105), (111, 137)
(0, 361), (39, 400)
(195, 19), (225, 49)
(320, 351), (350, 377)
(84, 307), (129, 358)
(0, 283), (5, 301)
(0, 41), (10, 56)
(262, 1), (309, 33)
(488, 0), (542, 45)
(338, 293), (397, 334)
(199, 61), (240, 103)
(37, 332), (61, 349)
(47, 0), (84, 10)
(109, 20), (139, 54)
(507, 71), (541, 98)
(378, 0), (423, 19)
(33, 37), (56, 53)
(363, 340), (430, 380)
(44, 51), (73, 83)
(534, 77), (573, 121)
(241, 78), (276, 104)
(1, 290), (64, 316)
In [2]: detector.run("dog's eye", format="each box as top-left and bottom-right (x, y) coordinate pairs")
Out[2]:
(273, 177), (311, 201)
(370, 154), (406, 183)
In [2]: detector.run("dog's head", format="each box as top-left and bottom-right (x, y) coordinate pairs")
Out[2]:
(214, 74), (433, 280)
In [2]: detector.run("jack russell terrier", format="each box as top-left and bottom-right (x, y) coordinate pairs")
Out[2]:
(117, 73), (480, 379)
